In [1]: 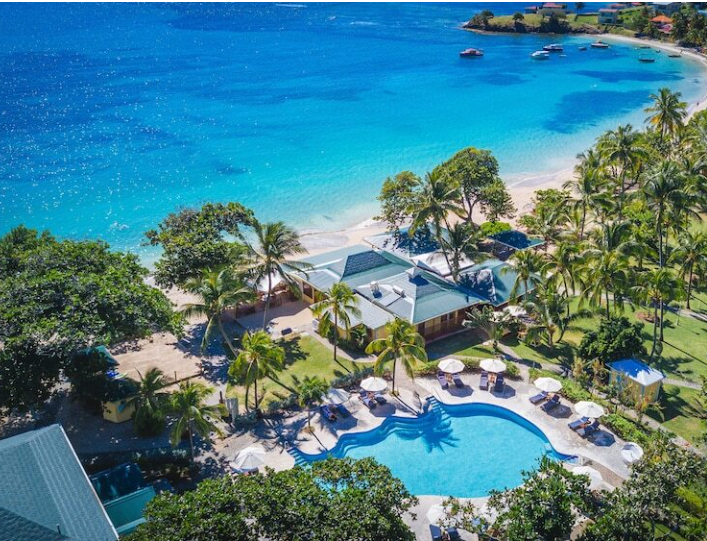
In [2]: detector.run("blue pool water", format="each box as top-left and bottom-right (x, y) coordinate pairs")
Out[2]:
(1, 3), (706, 261)
(294, 400), (573, 497)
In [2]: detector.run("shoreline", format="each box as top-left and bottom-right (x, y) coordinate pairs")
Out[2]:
(298, 33), (707, 258)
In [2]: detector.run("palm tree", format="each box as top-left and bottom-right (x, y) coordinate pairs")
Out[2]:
(246, 220), (310, 329)
(169, 381), (226, 462)
(440, 222), (488, 282)
(632, 268), (682, 358)
(366, 318), (427, 393)
(503, 249), (544, 301)
(297, 376), (330, 432)
(643, 161), (686, 267)
(579, 250), (630, 318)
(311, 283), (361, 365)
(597, 124), (647, 219)
(127, 367), (170, 436)
(181, 268), (256, 356)
(543, 241), (579, 305)
(523, 281), (572, 349)
(228, 330), (287, 411)
(670, 230), (707, 310)
(463, 305), (512, 353)
(409, 171), (464, 270)
(564, 164), (606, 240)
(645, 88), (687, 144)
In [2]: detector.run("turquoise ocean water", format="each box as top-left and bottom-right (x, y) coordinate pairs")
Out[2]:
(1, 3), (705, 262)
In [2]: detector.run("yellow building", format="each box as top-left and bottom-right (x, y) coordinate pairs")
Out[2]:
(608, 359), (665, 404)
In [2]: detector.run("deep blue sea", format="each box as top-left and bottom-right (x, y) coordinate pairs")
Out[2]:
(1, 3), (705, 261)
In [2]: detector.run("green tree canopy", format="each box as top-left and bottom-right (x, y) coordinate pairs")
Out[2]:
(145, 202), (254, 288)
(577, 316), (646, 364)
(375, 171), (421, 238)
(0, 226), (182, 411)
(130, 457), (418, 541)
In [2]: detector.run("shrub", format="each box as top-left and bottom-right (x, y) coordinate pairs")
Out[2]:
(505, 361), (521, 380)
(412, 357), (483, 377)
(560, 379), (592, 403)
(602, 413), (651, 445)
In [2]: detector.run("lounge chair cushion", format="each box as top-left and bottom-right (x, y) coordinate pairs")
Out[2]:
(452, 374), (464, 388)
(429, 524), (443, 541)
(578, 420), (600, 438)
(541, 395), (560, 412)
(529, 391), (548, 404)
(447, 527), (461, 540)
(334, 404), (351, 418)
(568, 416), (589, 430)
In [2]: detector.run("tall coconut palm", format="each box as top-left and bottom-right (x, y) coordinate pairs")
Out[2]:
(463, 305), (513, 353)
(579, 250), (630, 318)
(503, 249), (545, 301)
(523, 281), (572, 349)
(366, 318), (427, 393)
(228, 330), (287, 411)
(297, 376), (330, 432)
(643, 161), (686, 267)
(246, 220), (310, 330)
(181, 268), (256, 356)
(409, 171), (464, 271)
(632, 268), (682, 358)
(669, 230), (707, 309)
(597, 124), (648, 219)
(311, 283), (361, 365)
(440, 222), (488, 282)
(645, 88), (687, 144)
(127, 367), (170, 436)
(169, 381), (226, 462)
(564, 165), (606, 240)
(543, 241), (579, 313)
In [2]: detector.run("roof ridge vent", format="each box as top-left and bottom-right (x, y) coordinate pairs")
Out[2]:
(392, 285), (405, 297)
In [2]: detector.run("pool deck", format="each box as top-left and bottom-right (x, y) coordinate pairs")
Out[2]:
(223, 368), (629, 541)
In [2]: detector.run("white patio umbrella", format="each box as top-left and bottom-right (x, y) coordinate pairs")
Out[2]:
(324, 388), (350, 405)
(534, 377), (563, 393)
(575, 401), (606, 419)
(438, 358), (465, 374)
(480, 358), (507, 373)
(360, 377), (388, 393)
(231, 445), (266, 471)
(572, 466), (604, 490)
(621, 442), (644, 464)
(426, 503), (448, 525)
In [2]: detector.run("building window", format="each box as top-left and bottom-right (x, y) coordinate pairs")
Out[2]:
(303, 282), (313, 299)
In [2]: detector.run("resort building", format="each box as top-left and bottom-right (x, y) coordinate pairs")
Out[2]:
(0, 425), (119, 541)
(599, 8), (620, 24)
(286, 227), (532, 342)
(608, 358), (665, 403)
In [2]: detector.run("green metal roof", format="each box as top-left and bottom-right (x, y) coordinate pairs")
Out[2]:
(489, 230), (544, 250)
(103, 487), (156, 537)
(345, 294), (395, 331)
(0, 425), (118, 541)
(462, 260), (530, 306)
(0, 507), (74, 541)
(357, 267), (486, 324)
(90, 463), (146, 504)
(289, 245), (412, 292)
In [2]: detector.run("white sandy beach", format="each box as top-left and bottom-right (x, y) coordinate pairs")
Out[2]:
(299, 34), (707, 258)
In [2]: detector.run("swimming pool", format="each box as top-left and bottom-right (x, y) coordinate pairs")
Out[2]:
(292, 400), (574, 497)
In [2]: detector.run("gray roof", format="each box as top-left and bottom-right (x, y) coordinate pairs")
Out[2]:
(357, 267), (485, 324)
(289, 244), (412, 292)
(0, 508), (72, 541)
(345, 294), (396, 331)
(0, 425), (118, 541)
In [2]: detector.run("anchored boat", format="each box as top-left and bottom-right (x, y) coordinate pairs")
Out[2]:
(459, 48), (484, 58)
(543, 43), (563, 52)
(591, 40), (610, 49)
(531, 50), (550, 60)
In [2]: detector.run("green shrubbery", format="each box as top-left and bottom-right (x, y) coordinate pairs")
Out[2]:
(602, 413), (652, 445)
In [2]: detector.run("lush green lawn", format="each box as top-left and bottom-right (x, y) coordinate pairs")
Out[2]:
(226, 334), (362, 409)
(647, 384), (705, 445)
(425, 331), (496, 360)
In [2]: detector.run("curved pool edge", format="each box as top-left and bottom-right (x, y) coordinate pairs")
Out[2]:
(290, 397), (577, 466)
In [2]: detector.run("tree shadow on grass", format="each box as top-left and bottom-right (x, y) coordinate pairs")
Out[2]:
(648, 385), (697, 424)
(279, 337), (308, 368)
(500, 336), (575, 370)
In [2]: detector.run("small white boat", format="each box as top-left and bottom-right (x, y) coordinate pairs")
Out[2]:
(591, 40), (610, 49)
(531, 50), (550, 60)
(543, 43), (563, 52)
(578, 46), (587, 51)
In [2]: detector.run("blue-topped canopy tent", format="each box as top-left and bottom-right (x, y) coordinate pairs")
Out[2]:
(608, 359), (665, 403)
